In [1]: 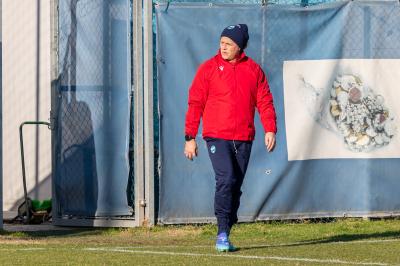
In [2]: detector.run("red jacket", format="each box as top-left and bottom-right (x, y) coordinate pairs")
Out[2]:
(185, 51), (277, 141)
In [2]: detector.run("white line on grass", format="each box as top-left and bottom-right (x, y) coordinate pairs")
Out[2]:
(84, 247), (388, 266)
(239, 238), (400, 248)
(109, 238), (400, 250)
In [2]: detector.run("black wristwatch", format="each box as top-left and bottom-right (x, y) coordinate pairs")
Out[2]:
(185, 135), (195, 141)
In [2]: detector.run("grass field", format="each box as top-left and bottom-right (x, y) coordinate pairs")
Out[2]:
(1, 218), (400, 265)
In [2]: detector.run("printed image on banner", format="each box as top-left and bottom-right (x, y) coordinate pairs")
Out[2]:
(283, 59), (400, 161)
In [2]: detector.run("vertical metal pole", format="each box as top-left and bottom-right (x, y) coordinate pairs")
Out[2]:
(0, 0), (3, 230)
(143, 0), (154, 226)
(34, 0), (41, 201)
(133, 0), (145, 226)
(50, 0), (59, 221)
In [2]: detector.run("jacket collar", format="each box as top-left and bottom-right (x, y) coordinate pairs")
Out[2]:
(216, 49), (247, 66)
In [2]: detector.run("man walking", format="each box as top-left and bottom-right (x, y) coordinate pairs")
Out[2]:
(184, 24), (277, 252)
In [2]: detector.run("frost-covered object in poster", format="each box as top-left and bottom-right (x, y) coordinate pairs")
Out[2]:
(284, 59), (400, 160)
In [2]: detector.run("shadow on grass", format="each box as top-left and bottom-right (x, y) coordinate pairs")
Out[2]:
(238, 230), (400, 251)
(0, 227), (120, 239)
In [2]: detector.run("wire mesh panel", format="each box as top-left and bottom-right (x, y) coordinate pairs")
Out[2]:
(156, 1), (400, 224)
(56, 0), (132, 218)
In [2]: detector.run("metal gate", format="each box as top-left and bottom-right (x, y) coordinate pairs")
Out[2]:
(50, 0), (154, 227)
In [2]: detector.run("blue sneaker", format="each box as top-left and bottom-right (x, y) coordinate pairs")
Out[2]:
(215, 232), (237, 252)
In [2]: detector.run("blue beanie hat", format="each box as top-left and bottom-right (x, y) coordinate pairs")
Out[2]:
(220, 24), (249, 50)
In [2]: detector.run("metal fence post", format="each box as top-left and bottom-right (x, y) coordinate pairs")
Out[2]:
(144, 0), (155, 226)
(50, 0), (59, 222)
(133, 0), (145, 226)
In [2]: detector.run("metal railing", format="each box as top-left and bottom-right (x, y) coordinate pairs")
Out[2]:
(19, 121), (51, 223)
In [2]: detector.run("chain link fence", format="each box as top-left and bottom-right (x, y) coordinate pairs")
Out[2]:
(57, 0), (132, 218)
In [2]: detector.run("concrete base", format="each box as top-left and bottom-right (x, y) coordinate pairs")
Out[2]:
(3, 223), (74, 232)
(53, 217), (138, 228)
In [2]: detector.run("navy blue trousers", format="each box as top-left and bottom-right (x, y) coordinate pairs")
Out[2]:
(206, 138), (252, 235)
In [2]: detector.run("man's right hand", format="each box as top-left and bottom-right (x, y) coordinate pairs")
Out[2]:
(184, 139), (198, 161)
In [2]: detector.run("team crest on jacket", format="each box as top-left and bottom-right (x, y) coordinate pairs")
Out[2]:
(219, 66), (224, 71)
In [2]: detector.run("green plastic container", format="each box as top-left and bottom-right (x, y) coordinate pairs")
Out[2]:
(31, 198), (52, 212)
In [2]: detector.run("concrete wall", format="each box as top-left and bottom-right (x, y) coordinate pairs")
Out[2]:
(2, 0), (51, 213)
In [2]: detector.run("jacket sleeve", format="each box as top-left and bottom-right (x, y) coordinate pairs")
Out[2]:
(185, 63), (209, 137)
(256, 67), (277, 133)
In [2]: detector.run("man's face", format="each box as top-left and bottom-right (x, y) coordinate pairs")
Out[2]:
(220, 36), (241, 61)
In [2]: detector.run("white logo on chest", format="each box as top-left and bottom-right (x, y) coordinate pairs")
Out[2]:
(219, 66), (224, 71)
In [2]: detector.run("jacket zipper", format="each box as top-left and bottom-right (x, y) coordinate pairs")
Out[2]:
(233, 64), (238, 144)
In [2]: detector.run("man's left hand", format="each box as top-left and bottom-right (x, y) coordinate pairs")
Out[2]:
(265, 132), (276, 152)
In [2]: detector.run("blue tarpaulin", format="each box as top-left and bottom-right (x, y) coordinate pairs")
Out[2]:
(156, 1), (400, 223)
